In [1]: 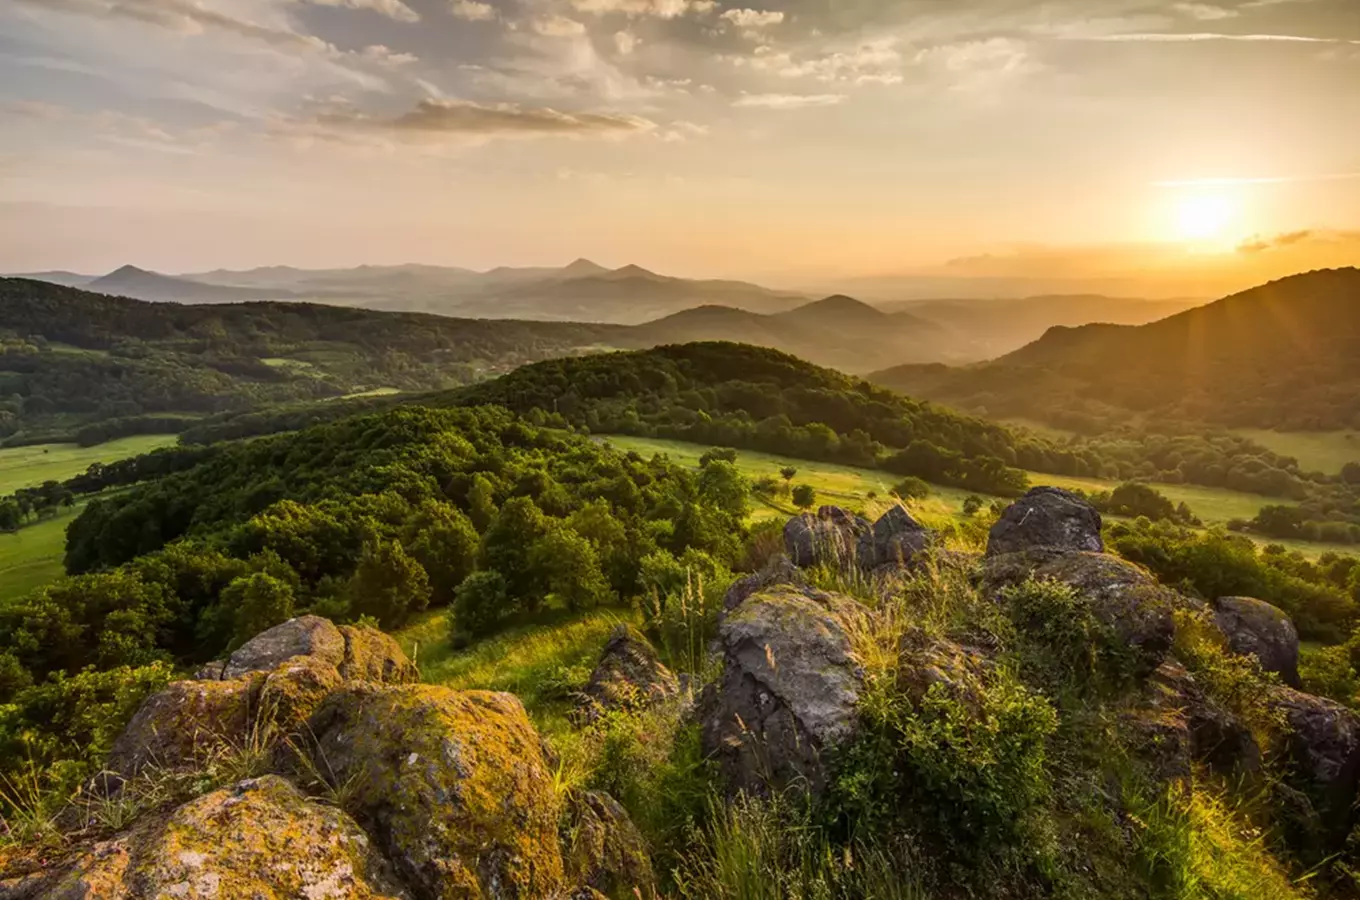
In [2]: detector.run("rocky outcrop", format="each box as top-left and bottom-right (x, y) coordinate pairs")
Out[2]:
(220, 615), (346, 680)
(307, 684), (565, 899)
(985, 487), (1103, 558)
(986, 551), (1179, 677)
(1143, 661), (1260, 778)
(562, 790), (657, 899)
(581, 625), (679, 718)
(723, 554), (807, 613)
(106, 673), (267, 778)
(1269, 686), (1360, 841)
(1213, 597), (1301, 688)
(337, 624), (420, 684)
(783, 506), (871, 568)
(701, 588), (863, 797)
(856, 504), (930, 571)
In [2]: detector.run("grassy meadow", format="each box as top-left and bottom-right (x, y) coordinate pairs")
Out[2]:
(1230, 429), (1360, 475)
(0, 506), (80, 605)
(601, 434), (1359, 558)
(0, 434), (180, 494)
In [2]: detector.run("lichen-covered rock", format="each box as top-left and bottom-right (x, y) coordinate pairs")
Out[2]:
(220, 615), (345, 680)
(723, 554), (807, 613)
(985, 487), (1103, 558)
(1269, 686), (1360, 841)
(701, 588), (863, 797)
(1213, 597), (1301, 688)
(985, 551), (1179, 677)
(308, 684), (564, 899)
(1147, 661), (1260, 777)
(106, 674), (266, 777)
(581, 626), (678, 718)
(338, 624), (420, 684)
(561, 791), (656, 899)
(856, 505), (930, 571)
(783, 506), (871, 568)
(258, 653), (343, 731)
(24, 839), (131, 900)
(127, 776), (408, 899)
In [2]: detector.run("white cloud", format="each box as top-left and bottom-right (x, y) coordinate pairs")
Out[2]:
(733, 92), (846, 109)
(303, 0), (420, 23)
(777, 39), (902, 84)
(360, 44), (417, 66)
(532, 15), (587, 36)
(720, 8), (783, 28)
(613, 30), (637, 54)
(450, 0), (495, 21)
(1172, 3), (1238, 20)
(570, 0), (699, 18)
(1078, 31), (1359, 43)
(318, 98), (656, 138)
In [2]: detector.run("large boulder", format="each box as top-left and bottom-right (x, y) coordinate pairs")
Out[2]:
(985, 487), (1103, 558)
(308, 684), (564, 898)
(337, 624), (420, 684)
(1213, 597), (1301, 688)
(21, 777), (408, 900)
(1144, 661), (1260, 778)
(856, 505), (930, 571)
(581, 625), (679, 719)
(220, 615), (346, 680)
(783, 506), (871, 568)
(561, 791), (657, 899)
(723, 554), (807, 613)
(986, 551), (1179, 677)
(106, 674), (267, 778)
(1269, 686), (1360, 842)
(701, 588), (863, 797)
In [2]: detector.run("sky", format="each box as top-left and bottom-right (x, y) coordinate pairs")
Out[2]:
(1, 0), (1358, 294)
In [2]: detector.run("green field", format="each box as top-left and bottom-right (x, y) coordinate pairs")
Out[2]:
(1231, 429), (1360, 475)
(0, 507), (79, 604)
(0, 434), (180, 495)
(601, 434), (1358, 557)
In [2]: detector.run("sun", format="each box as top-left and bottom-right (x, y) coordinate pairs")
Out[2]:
(1175, 193), (1236, 241)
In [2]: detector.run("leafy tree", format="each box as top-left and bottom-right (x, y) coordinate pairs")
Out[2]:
(698, 459), (749, 519)
(529, 526), (612, 611)
(1104, 482), (1179, 522)
(346, 540), (431, 629)
(699, 447), (738, 467)
(480, 496), (551, 606)
(467, 473), (498, 530)
(779, 466), (798, 483)
(792, 484), (817, 510)
(223, 572), (297, 645)
(1343, 462), (1360, 486)
(401, 501), (479, 606)
(0, 499), (22, 532)
(890, 477), (931, 500)
(962, 495), (984, 517)
(450, 570), (511, 645)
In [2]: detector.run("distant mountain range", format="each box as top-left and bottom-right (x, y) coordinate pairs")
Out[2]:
(871, 267), (1360, 431)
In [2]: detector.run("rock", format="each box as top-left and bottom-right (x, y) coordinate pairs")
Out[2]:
(308, 684), (564, 898)
(896, 631), (993, 707)
(257, 654), (343, 732)
(192, 660), (225, 681)
(220, 615), (345, 680)
(985, 487), (1103, 558)
(24, 839), (132, 900)
(723, 554), (807, 613)
(106, 674), (266, 777)
(1123, 707), (1193, 783)
(856, 505), (930, 571)
(783, 506), (871, 568)
(701, 588), (863, 797)
(562, 790), (657, 899)
(337, 624), (420, 684)
(1213, 597), (1302, 688)
(1269, 686), (1360, 842)
(985, 551), (1179, 677)
(581, 625), (679, 718)
(1147, 661), (1260, 777)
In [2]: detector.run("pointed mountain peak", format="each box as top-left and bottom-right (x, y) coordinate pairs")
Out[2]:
(788, 294), (885, 318)
(611, 263), (658, 278)
(562, 257), (607, 275)
(105, 264), (153, 278)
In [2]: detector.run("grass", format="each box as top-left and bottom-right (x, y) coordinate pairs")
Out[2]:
(1231, 428), (1360, 475)
(601, 434), (1358, 558)
(0, 435), (179, 495)
(0, 507), (81, 605)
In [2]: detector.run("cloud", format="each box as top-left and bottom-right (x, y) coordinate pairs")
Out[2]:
(360, 44), (417, 66)
(1236, 229), (1360, 254)
(914, 38), (1037, 90)
(1075, 31), (1360, 43)
(569, 0), (706, 18)
(720, 8), (783, 28)
(1172, 3), (1237, 20)
(776, 39), (902, 84)
(321, 98), (657, 137)
(532, 15), (587, 36)
(301, 0), (419, 23)
(613, 30), (637, 54)
(732, 92), (846, 109)
(450, 0), (495, 21)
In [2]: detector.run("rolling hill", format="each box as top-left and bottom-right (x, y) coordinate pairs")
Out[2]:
(871, 268), (1360, 431)
(85, 265), (290, 304)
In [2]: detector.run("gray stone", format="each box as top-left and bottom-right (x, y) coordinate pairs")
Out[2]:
(723, 554), (807, 613)
(856, 504), (930, 571)
(220, 615), (345, 680)
(581, 625), (679, 718)
(1269, 686), (1360, 842)
(1213, 596), (1301, 688)
(1147, 661), (1260, 777)
(783, 506), (871, 568)
(986, 487), (1103, 558)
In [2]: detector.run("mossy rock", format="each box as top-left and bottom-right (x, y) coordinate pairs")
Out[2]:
(106, 674), (267, 778)
(308, 684), (564, 899)
(561, 790), (656, 899)
(221, 615), (345, 680)
(581, 625), (678, 720)
(338, 624), (419, 684)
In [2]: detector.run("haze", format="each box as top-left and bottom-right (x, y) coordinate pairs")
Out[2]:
(2, 0), (1358, 294)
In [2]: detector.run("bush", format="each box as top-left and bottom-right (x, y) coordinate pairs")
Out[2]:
(345, 539), (431, 629)
(449, 570), (511, 645)
(791, 484), (816, 510)
(890, 477), (931, 500)
(223, 572), (296, 645)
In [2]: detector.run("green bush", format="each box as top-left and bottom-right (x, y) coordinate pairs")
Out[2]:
(890, 477), (931, 500)
(449, 570), (511, 645)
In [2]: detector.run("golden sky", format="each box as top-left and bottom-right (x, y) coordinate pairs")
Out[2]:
(1, 0), (1357, 295)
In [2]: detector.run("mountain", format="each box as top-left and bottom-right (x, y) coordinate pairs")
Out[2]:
(86, 265), (290, 304)
(6, 270), (95, 288)
(871, 268), (1360, 431)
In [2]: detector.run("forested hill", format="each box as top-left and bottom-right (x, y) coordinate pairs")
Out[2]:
(872, 268), (1360, 431)
(0, 277), (623, 442)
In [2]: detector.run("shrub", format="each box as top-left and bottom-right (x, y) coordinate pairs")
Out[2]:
(791, 484), (816, 510)
(223, 572), (296, 645)
(345, 539), (431, 629)
(449, 570), (511, 645)
(890, 477), (931, 500)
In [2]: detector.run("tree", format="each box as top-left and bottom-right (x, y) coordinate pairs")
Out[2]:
(699, 447), (738, 467)
(480, 496), (551, 605)
(1343, 462), (1360, 486)
(467, 473), (498, 530)
(223, 572), (296, 645)
(891, 477), (931, 500)
(529, 527), (612, 611)
(780, 466), (798, 484)
(698, 459), (749, 519)
(792, 484), (817, 510)
(0, 499), (22, 532)
(401, 501), (479, 607)
(346, 540), (431, 629)
(450, 570), (510, 645)
(962, 495), (984, 517)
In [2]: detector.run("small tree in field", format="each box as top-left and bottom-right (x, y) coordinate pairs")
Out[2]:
(962, 495), (984, 517)
(780, 466), (798, 484)
(792, 484), (817, 510)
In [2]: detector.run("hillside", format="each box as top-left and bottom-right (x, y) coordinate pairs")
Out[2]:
(873, 268), (1360, 431)
(86, 264), (289, 304)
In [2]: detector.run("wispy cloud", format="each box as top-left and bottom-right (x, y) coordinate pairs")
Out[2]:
(1076, 32), (1360, 43)
(720, 8), (783, 28)
(1172, 3), (1237, 20)
(732, 92), (846, 109)
(450, 0), (495, 21)
(320, 98), (657, 136)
